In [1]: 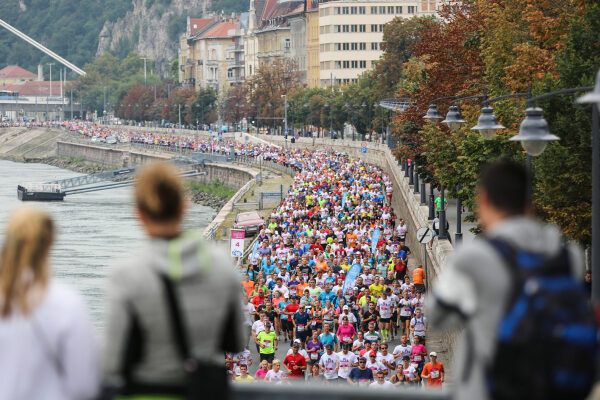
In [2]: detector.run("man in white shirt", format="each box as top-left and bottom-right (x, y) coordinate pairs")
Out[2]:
(370, 370), (394, 389)
(336, 343), (358, 382)
(319, 344), (340, 382)
(376, 343), (395, 379)
(392, 335), (412, 361)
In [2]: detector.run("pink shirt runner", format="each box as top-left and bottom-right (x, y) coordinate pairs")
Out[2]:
(337, 324), (356, 343)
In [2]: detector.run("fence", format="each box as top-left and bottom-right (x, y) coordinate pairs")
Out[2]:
(234, 155), (296, 178)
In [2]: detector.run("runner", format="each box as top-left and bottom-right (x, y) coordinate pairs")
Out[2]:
(256, 321), (278, 368)
(347, 357), (374, 386)
(234, 365), (254, 383)
(284, 342), (307, 380)
(421, 352), (444, 389)
(319, 344), (340, 383)
(265, 359), (286, 384)
(336, 343), (358, 383)
(370, 370), (394, 389)
(376, 289), (394, 342)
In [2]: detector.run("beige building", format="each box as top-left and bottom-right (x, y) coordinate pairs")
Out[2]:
(305, 5), (320, 88)
(179, 16), (244, 93)
(318, 0), (437, 87)
(0, 65), (38, 85)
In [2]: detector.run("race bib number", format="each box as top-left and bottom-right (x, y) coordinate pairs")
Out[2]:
(339, 366), (349, 375)
(297, 324), (305, 332)
(414, 355), (422, 362)
(311, 352), (318, 360)
(431, 370), (440, 379)
(263, 340), (271, 348)
(325, 368), (334, 378)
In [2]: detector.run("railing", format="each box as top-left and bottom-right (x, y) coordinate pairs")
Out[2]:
(231, 382), (449, 400)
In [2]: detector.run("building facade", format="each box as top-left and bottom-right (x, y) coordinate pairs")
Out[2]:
(305, 8), (320, 88)
(318, 0), (436, 87)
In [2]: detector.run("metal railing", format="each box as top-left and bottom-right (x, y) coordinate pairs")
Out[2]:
(231, 382), (449, 400)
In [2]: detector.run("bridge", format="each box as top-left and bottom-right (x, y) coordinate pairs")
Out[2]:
(17, 158), (207, 200)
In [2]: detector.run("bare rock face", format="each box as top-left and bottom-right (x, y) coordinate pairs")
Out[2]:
(96, 0), (208, 78)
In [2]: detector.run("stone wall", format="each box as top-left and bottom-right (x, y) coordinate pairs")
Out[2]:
(56, 141), (253, 190)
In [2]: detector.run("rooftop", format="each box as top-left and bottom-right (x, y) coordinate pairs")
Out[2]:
(0, 81), (69, 96)
(0, 65), (37, 79)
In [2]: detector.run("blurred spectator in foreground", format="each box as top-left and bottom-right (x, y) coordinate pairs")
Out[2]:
(0, 207), (99, 399)
(427, 160), (595, 400)
(102, 163), (244, 399)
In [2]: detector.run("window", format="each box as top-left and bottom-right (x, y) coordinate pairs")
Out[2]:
(334, 7), (340, 14)
(334, 61), (342, 69)
(370, 6), (377, 14)
(343, 78), (350, 84)
(359, 42), (366, 50)
(379, 6), (386, 14)
(351, 24), (357, 32)
(342, 6), (349, 14)
(359, 6), (366, 14)
(379, 24), (384, 32)
(371, 42), (378, 50)
(371, 24), (378, 32)
(396, 6), (402, 13)
(334, 25), (341, 33)
(343, 61), (350, 68)
(352, 78), (358, 83)
(351, 42), (357, 50)
(408, 6), (415, 13)
(320, 7), (330, 16)
(351, 60), (358, 68)
(351, 6), (357, 14)
(342, 25), (349, 32)
(360, 60), (367, 68)
(359, 24), (366, 32)
(334, 43), (341, 51)
(388, 6), (394, 13)
(249, 65), (252, 75)
(343, 43), (349, 50)
(227, 68), (234, 78)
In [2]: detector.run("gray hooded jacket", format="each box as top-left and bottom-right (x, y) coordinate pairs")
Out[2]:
(102, 233), (245, 387)
(427, 216), (584, 399)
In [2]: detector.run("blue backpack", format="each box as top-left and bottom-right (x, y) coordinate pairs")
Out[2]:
(486, 238), (597, 400)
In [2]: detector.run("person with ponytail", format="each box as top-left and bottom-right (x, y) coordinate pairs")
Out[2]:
(0, 207), (99, 399)
(102, 163), (245, 399)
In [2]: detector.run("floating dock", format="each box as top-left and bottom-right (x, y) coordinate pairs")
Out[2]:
(17, 184), (65, 201)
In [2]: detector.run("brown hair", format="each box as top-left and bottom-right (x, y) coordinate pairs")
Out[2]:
(135, 163), (184, 222)
(0, 207), (54, 317)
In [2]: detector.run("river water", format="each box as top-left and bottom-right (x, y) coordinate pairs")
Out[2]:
(0, 159), (216, 326)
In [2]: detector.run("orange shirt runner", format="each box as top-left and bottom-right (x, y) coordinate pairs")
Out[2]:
(422, 361), (444, 388)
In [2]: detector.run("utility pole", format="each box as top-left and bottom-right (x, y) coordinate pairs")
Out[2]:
(141, 57), (148, 86)
(178, 104), (182, 156)
(282, 94), (288, 138)
(47, 62), (54, 119)
(103, 86), (106, 123)
(70, 89), (73, 120)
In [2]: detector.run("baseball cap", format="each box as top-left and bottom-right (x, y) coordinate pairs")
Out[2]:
(325, 343), (333, 350)
(369, 351), (376, 357)
(343, 305), (349, 310)
(264, 321), (271, 327)
(359, 356), (367, 362)
(429, 352), (437, 357)
(258, 289), (264, 293)
(294, 339), (302, 344)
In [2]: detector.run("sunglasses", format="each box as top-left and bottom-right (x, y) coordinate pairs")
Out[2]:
(359, 361), (366, 363)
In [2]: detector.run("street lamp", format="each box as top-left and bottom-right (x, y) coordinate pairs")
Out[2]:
(423, 104), (443, 120)
(510, 107), (559, 156)
(324, 102), (333, 139)
(471, 106), (505, 139)
(442, 105), (466, 131)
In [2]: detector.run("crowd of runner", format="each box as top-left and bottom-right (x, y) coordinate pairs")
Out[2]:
(232, 150), (445, 388)
(5, 120), (446, 389)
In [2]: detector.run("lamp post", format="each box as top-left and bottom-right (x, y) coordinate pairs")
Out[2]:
(578, 70), (600, 304)
(282, 94), (288, 138)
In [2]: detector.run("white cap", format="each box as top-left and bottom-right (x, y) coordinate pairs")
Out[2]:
(429, 352), (437, 357)
(294, 339), (301, 344)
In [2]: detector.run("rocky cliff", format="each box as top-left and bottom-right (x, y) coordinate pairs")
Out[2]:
(96, 0), (209, 78)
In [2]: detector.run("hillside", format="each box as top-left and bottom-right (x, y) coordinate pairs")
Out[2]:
(0, 0), (249, 78)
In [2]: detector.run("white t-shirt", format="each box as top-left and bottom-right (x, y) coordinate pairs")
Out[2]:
(252, 320), (265, 335)
(410, 316), (427, 336)
(265, 369), (286, 383)
(338, 312), (357, 324)
(242, 302), (255, 326)
(398, 298), (412, 317)
(336, 351), (358, 379)
(319, 353), (340, 380)
(400, 364), (418, 381)
(377, 353), (395, 376)
(392, 344), (412, 360)
(377, 297), (394, 319)
(370, 380), (394, 389)
(230, 349), (253, 375)
(366, 359), (385, 374)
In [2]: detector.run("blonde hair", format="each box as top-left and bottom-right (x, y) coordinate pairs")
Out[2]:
(0, 207), (54, 317)
(135, 163), (184, 222)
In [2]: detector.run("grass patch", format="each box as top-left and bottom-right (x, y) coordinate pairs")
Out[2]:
(185, 180), (237, 199)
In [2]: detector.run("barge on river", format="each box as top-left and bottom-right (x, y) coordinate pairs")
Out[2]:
(17, 184), (65, 201)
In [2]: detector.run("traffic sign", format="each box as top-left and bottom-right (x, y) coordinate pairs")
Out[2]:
(361, 147), (367, 154)
(417, 227), (433, 244)
(361, 141), (367, 148)
(230, 229), (245, 257)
